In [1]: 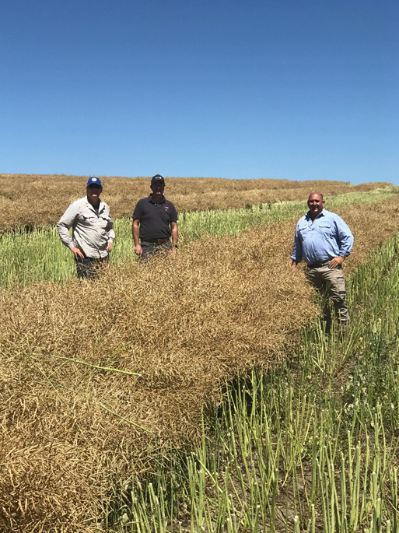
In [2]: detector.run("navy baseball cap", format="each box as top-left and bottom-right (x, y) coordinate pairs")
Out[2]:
(87, 176), (102, 187)
(151, 174), (165, 185)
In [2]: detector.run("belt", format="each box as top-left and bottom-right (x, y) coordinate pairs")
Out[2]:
(307, 260), (330, 269)
(141, 238), (170, 244)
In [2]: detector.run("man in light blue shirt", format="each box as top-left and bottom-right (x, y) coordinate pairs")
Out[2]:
(291, 192), (354, 333)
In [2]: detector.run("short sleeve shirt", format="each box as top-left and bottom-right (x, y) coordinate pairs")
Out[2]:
(133, 196), (178, 241)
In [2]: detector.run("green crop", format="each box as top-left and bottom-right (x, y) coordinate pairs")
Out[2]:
(104, 232), (399, 532)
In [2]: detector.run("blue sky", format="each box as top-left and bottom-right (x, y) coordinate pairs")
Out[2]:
(1, 0), (398, 185)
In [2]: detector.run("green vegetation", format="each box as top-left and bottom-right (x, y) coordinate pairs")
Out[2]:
(1, 183), (399, 532)
(0, 187), (396, 288)
(106, 232), (399, 532)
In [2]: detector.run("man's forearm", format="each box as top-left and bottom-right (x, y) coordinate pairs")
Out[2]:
(107, 228), (115, 243)
(57, 222), (74, 249)
(171, 225), (178, 246)
(132, 222), (140, 246)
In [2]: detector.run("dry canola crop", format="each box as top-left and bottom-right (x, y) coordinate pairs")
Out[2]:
(129, 237), (399, 533)
(1, 196), (399, 532)
(0, 173), (391, 232)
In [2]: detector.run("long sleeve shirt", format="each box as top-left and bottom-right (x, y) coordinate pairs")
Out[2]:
(291, 209), (354, 265)
(57, 197), (115, 259)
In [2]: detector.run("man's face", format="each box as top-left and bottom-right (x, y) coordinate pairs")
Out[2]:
(151, 181), (165, 197)
(307, 193), (325, 218)
(87, 184), (102, 203)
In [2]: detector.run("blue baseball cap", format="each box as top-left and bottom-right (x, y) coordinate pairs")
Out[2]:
(87, 176), (102, 187)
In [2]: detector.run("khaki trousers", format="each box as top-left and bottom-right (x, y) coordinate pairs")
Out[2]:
(306, 264), (349, 332)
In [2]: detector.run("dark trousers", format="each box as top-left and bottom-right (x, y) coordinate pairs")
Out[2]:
(141, 241), (171, 260)
(75, 256), (109, 279)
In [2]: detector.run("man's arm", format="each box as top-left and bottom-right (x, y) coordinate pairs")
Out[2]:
(328, 215), (354, 269)
(171, 222), (178, 254)
(57, 203), (84, 259)
(132, 219), (142, 256)
(336, 216), (354, 257)
(290, 224), (302, 271)
(106, 212), (115, 253)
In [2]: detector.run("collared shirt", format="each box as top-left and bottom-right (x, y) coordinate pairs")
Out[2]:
(291, 209), (354, 265)
(132, 196), (178, 241)
(57, 197), (115, 259)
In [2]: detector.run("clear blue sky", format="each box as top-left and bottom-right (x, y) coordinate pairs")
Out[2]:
(1, 1), (398, 185)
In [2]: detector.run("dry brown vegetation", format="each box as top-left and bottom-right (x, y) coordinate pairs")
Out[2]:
(0, 173), (391, 231)
(1, 197), (399, 532)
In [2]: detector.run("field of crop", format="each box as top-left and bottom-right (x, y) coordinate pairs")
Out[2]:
(0, 175), (398, 532)
(0, 187), (395, 288)
(0, 173), (390, 231)
(123, 234), (399, 533)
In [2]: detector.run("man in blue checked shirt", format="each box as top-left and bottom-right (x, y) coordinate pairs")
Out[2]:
(291, 192), (354, 334)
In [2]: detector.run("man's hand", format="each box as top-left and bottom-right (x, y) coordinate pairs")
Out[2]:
(106, 242), (113, 253)
(291, 260), (297, 273)
(171, 245), (177, 256)
(328, 256), (344, 269)
(132, 220), (142, 256)
(71, 246), (84, 259)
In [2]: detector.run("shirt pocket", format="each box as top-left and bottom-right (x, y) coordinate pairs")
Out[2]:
(79, 214), (98, 227)
(298, 225), (311, 235)
(99, 213), (112, 230)
(317, 223), (334, 238)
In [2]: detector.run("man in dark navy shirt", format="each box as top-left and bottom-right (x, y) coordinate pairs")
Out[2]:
(132, 175), (178, 260)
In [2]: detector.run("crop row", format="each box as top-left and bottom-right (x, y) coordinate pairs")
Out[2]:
(0, 188), (396, 288)
(109, 232), (399, 532)
(0, 173), (392, 232)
